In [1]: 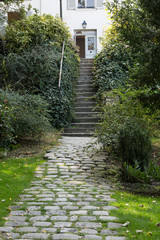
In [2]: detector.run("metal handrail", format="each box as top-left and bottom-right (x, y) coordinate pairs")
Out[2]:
(58, 41), (65, 94)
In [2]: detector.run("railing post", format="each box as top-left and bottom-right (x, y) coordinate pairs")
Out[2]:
(59, 41), (65, 97)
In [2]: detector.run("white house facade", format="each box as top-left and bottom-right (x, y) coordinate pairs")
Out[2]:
(24, 0), (110, 58)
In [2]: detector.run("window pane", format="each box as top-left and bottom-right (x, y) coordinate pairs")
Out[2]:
(78, 0), (85, 7)
(87, 0), (94, 7)
(88, 37), (94, 50)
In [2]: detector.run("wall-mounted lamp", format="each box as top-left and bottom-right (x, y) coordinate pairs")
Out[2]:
(82, 20), (87, 29)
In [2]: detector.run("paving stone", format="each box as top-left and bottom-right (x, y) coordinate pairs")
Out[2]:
(46, 210), (66, 215)
(22, 233), (49, 239)
(30, 216), (48, 221)
(100, 230), (118, 235)
(79, 216), (97, 221)
(7, 216), (27, 221)
(5, 221), (29, 227)
(27, 206), (41, 211)
(54, 222), (72, 228)
(105, 237), (126, 240)
(108, 223), (123, 228)
(80, 229), (98, 234)
(3, 232), (20, 239)
(70, 210), (87, 215)
(99, 216), (118, 221)
(33, 222), (52, 227)
(60, 228), (78, 233)
(85, 235), (102, 240)
(75, 222), (102, 229)
(0, 227), (13, 232)
(93, 211), (109, 216)
(16, 227), (38, 232)
(27, 211), (41, 216)
(51, 216), (68, 221)
(41, 228), (57, 233)
(10, 211), (26, 216)
(44, 206), (60, 210)
(52, 234), (79, 239)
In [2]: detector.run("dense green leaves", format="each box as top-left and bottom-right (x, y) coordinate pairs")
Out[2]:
(93, 41), (133, 97)
(1, 13), (79, 131)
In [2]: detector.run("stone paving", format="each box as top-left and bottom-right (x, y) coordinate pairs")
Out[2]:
(0, 137), (125, 240)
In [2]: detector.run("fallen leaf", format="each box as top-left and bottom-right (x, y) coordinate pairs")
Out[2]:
(123, 221), (130, 227)
(136, 230), (143, 233)
(139, 204), (144, 207)
(147, 232), (152, 236)
(156, 223), (160, 227)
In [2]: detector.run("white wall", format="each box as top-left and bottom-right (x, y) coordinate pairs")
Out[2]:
(25, 0), (110, 52)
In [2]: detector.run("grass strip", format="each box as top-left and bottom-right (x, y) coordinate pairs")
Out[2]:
(110, 191), (160, 240)
(0, 156), (44, 226)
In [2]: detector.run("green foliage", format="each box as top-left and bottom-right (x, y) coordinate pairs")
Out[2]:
(106, 0), (160, 89)
(1, 44), (61, 93)
(122, 160), (160, 183)
(0, 97), (15, 148)
(0, 90), (52, 144)
(118, 120), (152, 170)
(5, 14), (71, 53)
(1, 13), (79, 129)
(93, 41), (133, 101)
(96, 89), (159, 154)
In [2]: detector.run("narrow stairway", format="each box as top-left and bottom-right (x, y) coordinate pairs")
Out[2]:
(62, 58), (99, 137)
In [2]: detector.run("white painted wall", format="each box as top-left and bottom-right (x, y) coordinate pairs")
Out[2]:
(25, 0), (110, 53)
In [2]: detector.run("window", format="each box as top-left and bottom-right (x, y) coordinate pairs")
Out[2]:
(78, 0), (94, 8)
(8, 12), (21, 25)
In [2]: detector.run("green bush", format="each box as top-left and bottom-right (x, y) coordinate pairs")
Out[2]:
(5, 14), (71, 53)
(0, 99), (15, 148)
(117, 120), (152, 170)
(2, 44), (61, 93)
(0, 90), (52, 141)
(95, 89), (159, 154)
(1, 13), (79, 128)
(93, 41), (133, 98)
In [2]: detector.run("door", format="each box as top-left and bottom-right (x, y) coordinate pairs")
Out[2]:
(76, 36), (85, 58)
(86, 34), (97, 59)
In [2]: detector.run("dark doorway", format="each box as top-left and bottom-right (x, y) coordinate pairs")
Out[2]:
(76, 36), (85, 58)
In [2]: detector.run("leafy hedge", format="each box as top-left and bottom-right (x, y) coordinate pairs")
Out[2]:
(1, 13), (79, 130)
(93, 41), (133, 98)
(0, 90), (51, 148)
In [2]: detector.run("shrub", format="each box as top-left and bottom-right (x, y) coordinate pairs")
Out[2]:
(95, 89), (159, 154)
(1, 44), (61, 93)
(2, 14), (79, 129)
(5, 14), (72, 53)
(0, 90), (52, 141)
(0, 99), (15, 149)
(93, 41), (133, 98)
(117, 120), (152, 170)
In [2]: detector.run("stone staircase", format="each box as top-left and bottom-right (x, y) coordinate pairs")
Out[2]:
(62, 58), (99, 137)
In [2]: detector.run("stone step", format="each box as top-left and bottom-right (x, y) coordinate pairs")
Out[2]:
(76, 92), (96, 97)
(80, 58), (93, 63)
(75, 102), (96, 107)
(71, 123), (97, 128)
(73, 117), (99, 123)
(77, 96), (96, 102)
(76, 112), (99, 118)
(61, 132), (93, 137)
(63, 127), (94, 134)
(76, 87), (96, 92)
(80, 73), (93, 77)
(75, 107), (96, 112)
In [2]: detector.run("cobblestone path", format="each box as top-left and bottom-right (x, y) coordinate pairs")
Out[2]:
(0, 137), (125, 240)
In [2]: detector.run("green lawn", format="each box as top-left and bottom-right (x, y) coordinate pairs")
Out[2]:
(111, 191), (160, 240)
(0, 156), (44, 226)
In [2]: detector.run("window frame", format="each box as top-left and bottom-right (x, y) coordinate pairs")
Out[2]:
(78, 0), (95, 9)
